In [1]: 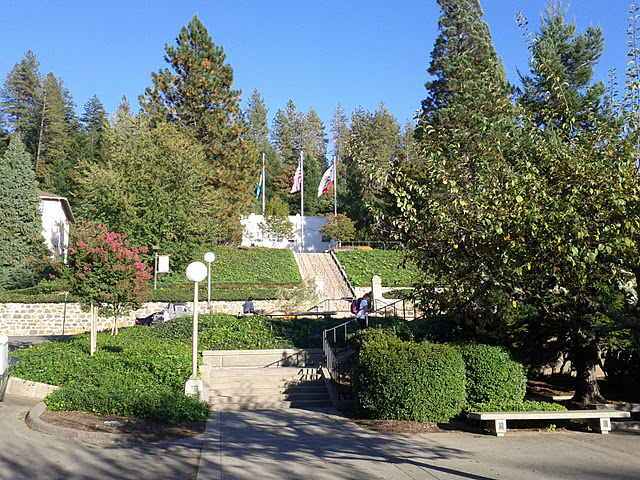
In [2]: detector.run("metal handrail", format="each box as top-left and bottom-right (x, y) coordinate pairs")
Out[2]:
(309, 297), (352, 313)
(322, 319), (356, 396)
(369, 297), (419, 322)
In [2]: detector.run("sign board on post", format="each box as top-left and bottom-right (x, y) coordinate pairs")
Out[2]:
(158, 255), (170, 273)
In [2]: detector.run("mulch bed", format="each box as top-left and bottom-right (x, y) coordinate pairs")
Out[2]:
(39, 409), (206, 442)
(36, 375), (635, 439)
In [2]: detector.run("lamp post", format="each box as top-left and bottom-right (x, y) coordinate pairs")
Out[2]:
(204, 252), (215, 311)
(185, 261), (207, 399)
(152, 245), (160, 289)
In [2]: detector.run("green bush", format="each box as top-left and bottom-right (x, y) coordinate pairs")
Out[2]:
(466, 400), (566, 413)
(334, 250), (423, 287)
(460, 343), (527, 409)
(10, 312), (341, 422)
(352, 329), (466, 422)
(147, 284), (294, 302)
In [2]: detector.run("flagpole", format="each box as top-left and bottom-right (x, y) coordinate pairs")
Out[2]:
(333, 156), (338, 217)
(300, 151), (304, 252)
(261, 152), (266, 216)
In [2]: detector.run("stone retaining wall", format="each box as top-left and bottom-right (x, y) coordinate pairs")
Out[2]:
(0, 299), (281, 336)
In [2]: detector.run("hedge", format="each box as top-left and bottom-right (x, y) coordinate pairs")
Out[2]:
(352, 329), (466, 422)
(460, 343), (527, 409)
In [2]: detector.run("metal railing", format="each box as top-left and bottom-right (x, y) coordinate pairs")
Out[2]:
(322, 319), (357, 400)
(370, 298), (419, 322)
(309, 297), (352, 313)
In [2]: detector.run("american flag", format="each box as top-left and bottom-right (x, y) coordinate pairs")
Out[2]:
(290, 159), (303, 193)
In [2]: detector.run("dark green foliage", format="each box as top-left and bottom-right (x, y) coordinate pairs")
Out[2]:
(0, 136), (47, 291)
(460, 343), (527, 409)
(341, 104), (402, 238)
(10, 312), (341, 421)
(352, 329), (467, 422)
(0, 51), (41, 139)
(11, 329), (209, 423)
(466, 400), (566, 413)
(516, 3), (605, 131)
(334, 249), (422, 287)
(141, 14), (256, 238)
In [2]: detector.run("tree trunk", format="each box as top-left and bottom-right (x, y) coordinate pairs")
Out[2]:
(111, 314), (118, 336)
(90, 304), (97, 356)
(34, 93), (47, 181)
(571, 338), (604, 405)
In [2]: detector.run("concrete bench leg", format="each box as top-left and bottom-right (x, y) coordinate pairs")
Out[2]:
(589, 417), (611, 434)
(487, 419), (507, 436)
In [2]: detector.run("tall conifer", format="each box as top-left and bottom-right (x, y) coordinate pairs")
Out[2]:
(141, 15), (255, 239)
(0, 136), (46, 290)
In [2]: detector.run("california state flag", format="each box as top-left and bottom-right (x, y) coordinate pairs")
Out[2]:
(317, 164), (334, 197)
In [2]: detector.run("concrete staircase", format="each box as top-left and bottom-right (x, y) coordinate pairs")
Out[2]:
(294, 252), (354, 312)
(208, 367), (332, 411)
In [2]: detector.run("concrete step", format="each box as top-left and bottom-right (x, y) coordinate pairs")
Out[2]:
(210, 379), (327, 392)
(209, 380), (326, 392)
(210, 391), (330, 403)
(210, 367), (319, 376)
(209, 398), (333, 411)
(210, 384), (327, 395)
(207, 365), (332, 411)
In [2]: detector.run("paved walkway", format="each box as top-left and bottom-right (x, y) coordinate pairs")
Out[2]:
(2, 395), (640, 480)
(199, 408), (640, 480)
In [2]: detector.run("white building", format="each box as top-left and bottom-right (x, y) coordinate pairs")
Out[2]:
(38, 191), (75, 259)
(241, 214), (330, 252)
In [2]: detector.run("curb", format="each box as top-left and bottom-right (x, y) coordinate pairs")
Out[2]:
(26, 401), (150, 445)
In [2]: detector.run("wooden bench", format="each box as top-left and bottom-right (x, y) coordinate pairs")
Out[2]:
(468, 410), (631, 436)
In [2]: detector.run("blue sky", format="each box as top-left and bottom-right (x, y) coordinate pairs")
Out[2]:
(0, 1), (634, 133)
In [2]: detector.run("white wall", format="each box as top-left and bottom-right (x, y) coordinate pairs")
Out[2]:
(241, 214), (330, 252)
(40, 199), (69, 256)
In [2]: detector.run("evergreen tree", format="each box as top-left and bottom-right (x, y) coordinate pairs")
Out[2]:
(304, 107), (328, 169)
(0, 51), (41, 141)
(343, 104), (402, 238)
(80, 94), (107, 157)
(0, 136), (47, 290)
(75, 113), (217, 268)
(516, 2), (605, 132)
(140, 15), (256, 240)
(246, 89), (270, 150)
(418, 0), (514, 162)
(33, 73), (71, 187)
(271, 100), (326, 214)
(271, 100), (303, 166)
(0, 128), (8, 158)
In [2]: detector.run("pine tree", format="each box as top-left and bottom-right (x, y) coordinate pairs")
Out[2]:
(304, 107), (328, 169)
(33, 73), (70, 187)
(418, 0), (514, 162)
(342, 104), (402, 238)
(0, 51), (41, 140)
(517, 2), (605, 132)
(81, 94), (107, 155)
(140, 15), (256, 239)
(246, 89), (270, 150)
(272, 100), (304, 166)
(0, 136), (47, 290)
